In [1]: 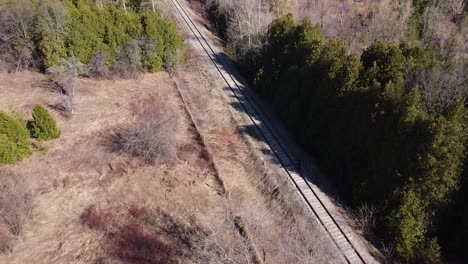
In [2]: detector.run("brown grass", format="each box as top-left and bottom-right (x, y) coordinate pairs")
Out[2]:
(128, 205), (149, 219)
(108, 93), (182, 165)
(170, 42), (341, 263)
(78, 204), (216, 264)
(0, 172), (32, 253)
(0, 26), (344, 263)
(0, 71), (228, 263)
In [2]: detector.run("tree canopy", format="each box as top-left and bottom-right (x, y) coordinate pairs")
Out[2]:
(0, 0), (183, 73)
(254, 16), (467, 262)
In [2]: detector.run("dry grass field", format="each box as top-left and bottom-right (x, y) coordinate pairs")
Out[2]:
(0, 48), (340, 263)
(0, 71), (234, 263)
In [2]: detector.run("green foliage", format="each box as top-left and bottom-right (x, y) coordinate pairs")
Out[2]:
(35, 0), (69, 68)
(65, 1), (182, 71)
(400, 42), (438, 70)
(1, 0), (183, 73)
(0, 111), (31, 164)
(66, 1), (106, 63)
(360, 42), (406, 90)
(31, 105), (61, 141)
(438, 163), (468, 261)
(208, 2), (227, 39)
(415, 102), (466, 205)
(385, 186), (441, 263)
(140, 10), (183, 72)
(252, 15), (467, 262)
(413, 0), (429, 16)
(126, 0), (144, 11)
(386, 189), (428, 262)
(35, 140), (49, 153)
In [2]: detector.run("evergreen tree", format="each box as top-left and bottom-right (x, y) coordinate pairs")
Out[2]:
(0, 111), (31, 164)
(31, 104), (61, 141)
(36, 0), (68, 68)
(253, 14), (467, 262)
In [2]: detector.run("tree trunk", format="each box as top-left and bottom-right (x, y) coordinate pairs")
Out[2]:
(122, 0), (127, 14)
(151, 0), (156, 12)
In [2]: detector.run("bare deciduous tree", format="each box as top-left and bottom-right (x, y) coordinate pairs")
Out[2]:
(38, 0), (68, 39)
(408, 62), (467, 114)
(118, 117), (181, 164)
(0, 172), (32, 253)
(96, 0), (104, 8)
(223, 0), (272, 48)
(88, 51), (110, 79)
(112, 95), (182, 164)
(367, 1), (409, 45)
(438, 0), (465, 18)
(114, 40), (142, 79)
(47, 55), (87, 114)
(164, 48), (183, 74)
(318, 0), (329, 26)
(270, 0), (298, 16)
(420, 0), (465, 54)
(351, 203), (378, 235)
(0, 0), (36, 71)
(122, 0), (127, 13)
(213, 0), (273, 72)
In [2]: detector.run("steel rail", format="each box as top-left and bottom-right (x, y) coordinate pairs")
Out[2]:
(169, 0), (368, 263)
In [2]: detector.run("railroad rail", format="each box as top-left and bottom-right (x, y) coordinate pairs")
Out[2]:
(169, 0), (371, 263)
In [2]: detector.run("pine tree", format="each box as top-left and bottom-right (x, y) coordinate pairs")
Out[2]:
(31, 105), (61, 141)
(0, 111), (31, 164)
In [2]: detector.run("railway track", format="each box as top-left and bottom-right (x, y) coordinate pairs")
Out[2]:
(169, 0), (373, 263)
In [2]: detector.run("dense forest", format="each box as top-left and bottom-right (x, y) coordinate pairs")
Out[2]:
(0, 0), (183, 75)
(255, 16), (466, 263)
(198, 0), (467, 262)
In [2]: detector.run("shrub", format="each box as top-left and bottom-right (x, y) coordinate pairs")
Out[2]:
(141, 37), (163, 72)
(140, 10), (183, 72)
(31, 105), (61, 141)
(164, 49), (183, 73)
(113, 224), (181, 264)
(0, 173), (32, 253)
(114, 40), (143, 79)
(208, 1), (227, 39)
(0, 111), (31, 164)
(47, 55), (87, 114)
(80, 205), (108, 230)
(88, 51), (110, 79)
(118, 118), (181, 164)
(113, 96), (181, 164)
(33, 139), (48, 153)
(128, 205), (149, 219)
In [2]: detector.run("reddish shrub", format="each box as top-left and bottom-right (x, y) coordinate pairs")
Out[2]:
(128, 205), (148, 219)
(80, 205), (108, 230)
(113, 224), (180, 264)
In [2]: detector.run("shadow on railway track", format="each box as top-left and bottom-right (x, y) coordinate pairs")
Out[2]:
(208, 52), (342, 200)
